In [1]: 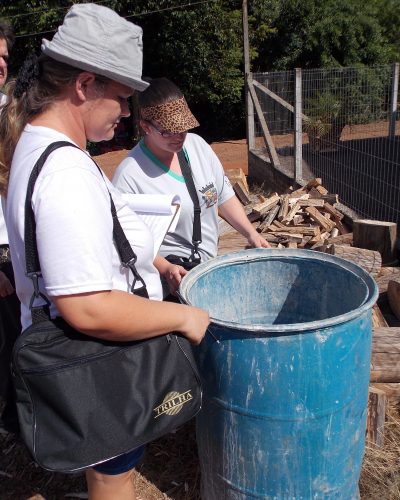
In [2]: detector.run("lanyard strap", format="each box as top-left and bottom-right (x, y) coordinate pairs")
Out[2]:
(177, 150), (201, 261)
(25, 141), (149, 324)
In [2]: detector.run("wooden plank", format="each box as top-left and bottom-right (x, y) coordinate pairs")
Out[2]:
(277, 195), (289, 221)
(268, 225), (319, 236)
(315, 185), (328, 196)
(297, 198), (325, 207)
(326, 232), (353, 246)
(305, 206), (336, 231)
(233, 182), (251, 205)
(305, 178), (322, 188)
(366, 386), (386, 447)
(282, 202), (301, 223)
(258, 205), (280, 232)
(247, 77), (281, 167)
(225, 168), (249, 194)
(251, 193), (281, 215)
(372, 304), (389, 328)
(252, 79), (308, 121)
(323, 202), (344, 221)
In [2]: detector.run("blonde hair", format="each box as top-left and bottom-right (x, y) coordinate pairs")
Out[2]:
(0, 56), (107, 195)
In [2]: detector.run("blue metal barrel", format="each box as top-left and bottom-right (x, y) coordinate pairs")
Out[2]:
(179, 249), (378, 500)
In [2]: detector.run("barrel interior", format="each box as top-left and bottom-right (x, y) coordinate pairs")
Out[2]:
(185, 257), (368, 325)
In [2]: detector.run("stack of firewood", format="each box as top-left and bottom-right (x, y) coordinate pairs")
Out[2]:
(234, 176), (350, 250)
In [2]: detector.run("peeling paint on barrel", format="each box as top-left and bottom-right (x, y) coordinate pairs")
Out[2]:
(179, 249), (378, 500)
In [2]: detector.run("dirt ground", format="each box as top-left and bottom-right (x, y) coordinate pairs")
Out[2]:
(1, 129), (398, 499)
(94, 139), (250, 180)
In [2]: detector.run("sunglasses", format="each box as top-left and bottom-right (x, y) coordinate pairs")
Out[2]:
(149, 121), (186, 138)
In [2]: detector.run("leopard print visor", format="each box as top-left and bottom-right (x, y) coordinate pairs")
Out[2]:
(140, 96), (199, 133)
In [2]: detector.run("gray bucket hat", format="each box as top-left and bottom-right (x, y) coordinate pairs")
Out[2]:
(41, 3), (148, 91)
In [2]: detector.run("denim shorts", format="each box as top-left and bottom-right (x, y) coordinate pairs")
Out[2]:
(93, 445), (145, 475)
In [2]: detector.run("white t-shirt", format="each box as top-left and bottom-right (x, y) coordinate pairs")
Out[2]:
(0, 92), (8, 245)
(113, 133), (235, 261)
(5, 124), (163, 330)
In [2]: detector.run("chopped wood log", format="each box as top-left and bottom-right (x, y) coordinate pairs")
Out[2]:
(387, 279), (400, 320)
(289, 193), (310, 203)
(233, 182), (251, 205)
(329, 228), (339, 238)
(372, 304), (389, 328)
(366, 386), (386, 447)
(323, 202), (344, 221)
(292, 214), (305, 225)
(277, 194), (289, 221)
(251, 193), (280, 215)
(288, 186), (308, 197)
(271, 232), (303, 243)
(305, 206), (336, 231)
(282, 202), (301, 223)
(305, 177), (322, 189)
(353, 219), (398, 265)
(298, 236), (313, 248)
(272, 220), (287, 229)
(225, 168), (249, 193)
(326, 244), (382, 276)
(326, 232), (353, 246)
(262, 233), (283, 244)
(307, 189), (339, 204)
(315, 185), (328, 196)
(333, 218), (350, 235)
(247, 211), (261, 223)
(370, 327), (400, 383)
(269, 225), (320, 236)
(297, 198), (325, 207)
(258, 205), (280, 232)
(287, 241), (298, 248)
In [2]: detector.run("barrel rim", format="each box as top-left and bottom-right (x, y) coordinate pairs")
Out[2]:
(178, 248), (379, 333)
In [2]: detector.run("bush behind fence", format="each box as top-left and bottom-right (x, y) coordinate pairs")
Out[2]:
(252, 65), (400, 225)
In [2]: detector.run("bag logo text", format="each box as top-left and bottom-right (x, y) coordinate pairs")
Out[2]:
(153, 390), (193, 418)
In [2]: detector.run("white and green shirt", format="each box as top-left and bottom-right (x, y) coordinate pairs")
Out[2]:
(113, 133), (235, 262)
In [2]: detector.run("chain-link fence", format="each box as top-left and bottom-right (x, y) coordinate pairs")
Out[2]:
(251, 65), (400, 224)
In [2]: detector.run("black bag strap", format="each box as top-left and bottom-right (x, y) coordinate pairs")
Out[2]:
(25, 141), (149, 324)
(177, 149), (201, 261)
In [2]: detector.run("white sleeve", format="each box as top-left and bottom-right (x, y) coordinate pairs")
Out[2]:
(33, 165), (114, 296)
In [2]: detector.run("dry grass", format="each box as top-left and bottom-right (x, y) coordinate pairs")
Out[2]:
(360, 401), (400, 499)
(2, 401), (400, 498)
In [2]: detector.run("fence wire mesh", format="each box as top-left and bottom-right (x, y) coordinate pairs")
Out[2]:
(252, 65), (400, 224)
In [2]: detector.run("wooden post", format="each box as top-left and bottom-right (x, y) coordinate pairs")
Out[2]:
(247, 76), (281, 167)
(242, 0), (255, 150)
(294, 68), (303, 183)
(389, 62), (399, 138)
(353, 219), (397, 265)
(366, 386), (386, 447)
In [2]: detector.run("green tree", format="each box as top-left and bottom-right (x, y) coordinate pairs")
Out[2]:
(251, 0), (392, 70)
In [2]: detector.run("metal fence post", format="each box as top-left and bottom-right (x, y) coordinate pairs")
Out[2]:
(389, 62), (399, 138)
(243, 0), (255, 150)
(294, 68), (303, 183)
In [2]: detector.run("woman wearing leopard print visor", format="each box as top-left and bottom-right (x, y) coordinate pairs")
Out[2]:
(113, 77), (269, 299)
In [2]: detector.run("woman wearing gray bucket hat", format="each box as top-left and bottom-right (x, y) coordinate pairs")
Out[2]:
(0, 3), (209, 499)
(113, 77), (270, 299)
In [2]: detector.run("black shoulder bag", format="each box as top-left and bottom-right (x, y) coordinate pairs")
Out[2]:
(11, 141), (202, 473)
(165, 150), (201, 270)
